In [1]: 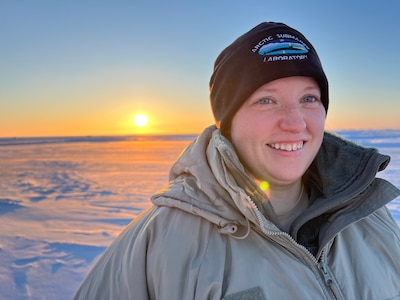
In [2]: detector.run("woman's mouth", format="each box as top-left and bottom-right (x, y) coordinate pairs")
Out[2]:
(268, 142), (304, 151)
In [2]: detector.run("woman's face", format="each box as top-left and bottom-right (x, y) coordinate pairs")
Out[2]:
(230, 76), (326, 188)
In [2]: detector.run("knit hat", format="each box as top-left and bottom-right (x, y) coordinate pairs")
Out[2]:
(209, 22), (329, 136)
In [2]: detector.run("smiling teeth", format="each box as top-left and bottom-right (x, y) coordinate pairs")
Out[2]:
(269, 142), (303, 151)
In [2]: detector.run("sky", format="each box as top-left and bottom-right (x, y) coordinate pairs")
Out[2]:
(1, 0), (399, 137)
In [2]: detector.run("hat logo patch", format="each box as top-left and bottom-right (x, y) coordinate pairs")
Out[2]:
(252, 35), (310, 62)
(258, 39), (308, 56)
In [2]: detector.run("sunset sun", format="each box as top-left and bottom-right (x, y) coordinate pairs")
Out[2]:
(133, 114), (149, 127)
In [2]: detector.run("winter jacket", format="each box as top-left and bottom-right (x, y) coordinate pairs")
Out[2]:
(74, 125), (400, 300)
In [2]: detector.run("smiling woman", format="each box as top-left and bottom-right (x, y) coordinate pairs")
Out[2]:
(74, 22), (400, 300)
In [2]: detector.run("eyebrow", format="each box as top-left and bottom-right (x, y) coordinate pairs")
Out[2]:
(303, 86), (320, 92)
(260, 86), (320, 93)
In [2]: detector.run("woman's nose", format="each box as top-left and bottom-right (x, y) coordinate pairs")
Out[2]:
(279, 106), (306, 132)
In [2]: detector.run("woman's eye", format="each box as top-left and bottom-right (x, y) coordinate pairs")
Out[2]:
(303, 96), (317, 103)
(257, 98), (273, 104)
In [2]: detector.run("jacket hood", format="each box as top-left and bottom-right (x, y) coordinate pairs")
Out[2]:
(151, 126), (399, 238)
(151, 125), (255, 237)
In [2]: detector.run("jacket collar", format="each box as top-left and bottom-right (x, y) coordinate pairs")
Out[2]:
(152, 126), (399, 238)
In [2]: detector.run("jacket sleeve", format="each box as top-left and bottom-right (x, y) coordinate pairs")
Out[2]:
(74, 205), (224, 300)
(381, 202), (400, 237)
(73, 207), (154, 300)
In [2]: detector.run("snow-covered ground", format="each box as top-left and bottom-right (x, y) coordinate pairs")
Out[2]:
(0, 130), (399, 300)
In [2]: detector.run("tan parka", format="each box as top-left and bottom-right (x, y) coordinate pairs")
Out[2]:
(74, 126), (400, 300)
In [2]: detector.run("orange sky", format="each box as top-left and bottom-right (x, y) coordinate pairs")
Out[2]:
(1, 102), (398, 138)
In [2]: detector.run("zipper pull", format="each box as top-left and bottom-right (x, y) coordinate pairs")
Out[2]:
(318, 261), (333, 286)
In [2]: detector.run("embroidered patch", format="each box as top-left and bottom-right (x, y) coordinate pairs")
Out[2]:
(258, 39), (308, 56)
(251, 33), (310, 63)
(222, 286), (265, 300)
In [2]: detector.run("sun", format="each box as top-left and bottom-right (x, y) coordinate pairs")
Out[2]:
(133, 114), (149, 127)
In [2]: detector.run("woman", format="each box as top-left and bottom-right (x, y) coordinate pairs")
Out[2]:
(74, 22), (400, 299)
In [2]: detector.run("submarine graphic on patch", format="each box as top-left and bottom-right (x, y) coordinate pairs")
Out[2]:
(258, 39), (308, 56)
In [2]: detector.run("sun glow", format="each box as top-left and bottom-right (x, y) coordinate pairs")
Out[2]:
(133, 114), (149, 127)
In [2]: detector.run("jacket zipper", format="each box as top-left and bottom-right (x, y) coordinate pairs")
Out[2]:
(318, 248), (342, 299)
(223, 148), (338, 298)
(247, 196), (338, 300)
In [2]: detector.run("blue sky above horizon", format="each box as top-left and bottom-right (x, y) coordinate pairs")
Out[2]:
(1, 0), (399, 137)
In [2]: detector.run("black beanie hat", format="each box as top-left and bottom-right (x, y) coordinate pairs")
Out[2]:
(209, 22), (329, 136)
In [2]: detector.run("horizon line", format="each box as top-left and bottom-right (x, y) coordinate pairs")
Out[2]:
(1, 127), (400, 140)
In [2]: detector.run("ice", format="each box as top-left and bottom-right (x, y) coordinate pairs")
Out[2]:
(0, 131), (399, 300)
